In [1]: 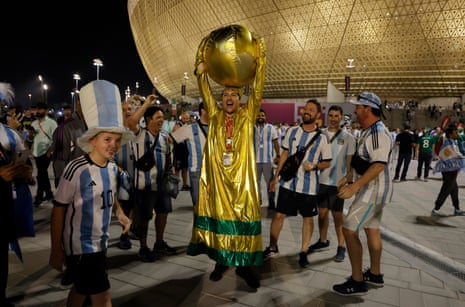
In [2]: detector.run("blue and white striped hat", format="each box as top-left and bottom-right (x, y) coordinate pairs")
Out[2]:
(77, 80), (134, 152)
(351, 91), (386, 119)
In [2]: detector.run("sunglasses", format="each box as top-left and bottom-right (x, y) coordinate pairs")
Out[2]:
(357, 95), (380, 107)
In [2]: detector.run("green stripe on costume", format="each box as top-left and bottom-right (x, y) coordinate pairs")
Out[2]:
(194, 215), (261, 236)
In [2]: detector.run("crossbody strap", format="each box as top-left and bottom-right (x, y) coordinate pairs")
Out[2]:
(197, 119), (207, 138)
(302, 129), (321, 152)
(329, 129), (342, 143)
(38, 121), (52, 140)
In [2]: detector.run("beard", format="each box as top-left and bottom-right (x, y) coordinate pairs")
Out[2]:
(256, 118), (265, 124)
(302, 114), (316, 124)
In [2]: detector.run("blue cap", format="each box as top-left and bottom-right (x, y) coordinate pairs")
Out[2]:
(351, 92), (382, 110)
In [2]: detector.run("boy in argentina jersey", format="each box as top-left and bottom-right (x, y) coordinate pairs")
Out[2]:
(49, 80), (132, 306)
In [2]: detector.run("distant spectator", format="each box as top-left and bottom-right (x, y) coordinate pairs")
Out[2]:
(393, 124), (415, 181)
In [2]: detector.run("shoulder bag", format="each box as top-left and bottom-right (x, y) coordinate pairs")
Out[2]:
(135, 134), (159, 171)
(280, 130), (321, 181)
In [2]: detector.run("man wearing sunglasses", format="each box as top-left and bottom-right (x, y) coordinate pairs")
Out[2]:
(333, 92), (393, 296)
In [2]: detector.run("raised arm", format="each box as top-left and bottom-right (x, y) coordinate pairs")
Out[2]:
(194, 37), (216, 113)
(248, 34), (267, 116)
(127, 94), (157, 133)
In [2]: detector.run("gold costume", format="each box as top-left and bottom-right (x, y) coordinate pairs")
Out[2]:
(187, 33), (266, 267)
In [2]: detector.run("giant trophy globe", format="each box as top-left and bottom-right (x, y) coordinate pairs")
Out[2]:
(203, 24), (258, 87)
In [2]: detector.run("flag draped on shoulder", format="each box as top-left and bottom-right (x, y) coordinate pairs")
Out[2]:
(434, 138), (465, 173)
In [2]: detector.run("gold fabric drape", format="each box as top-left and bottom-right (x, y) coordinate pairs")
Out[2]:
(187, 33), (266, 266)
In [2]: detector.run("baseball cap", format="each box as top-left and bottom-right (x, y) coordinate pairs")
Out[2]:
(351, 92), (385, 119)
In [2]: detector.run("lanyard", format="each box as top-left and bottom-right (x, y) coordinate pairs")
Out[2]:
(225, 116), (234, 151)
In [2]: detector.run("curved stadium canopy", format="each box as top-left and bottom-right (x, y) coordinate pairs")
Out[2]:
(128, 0), (465, 102)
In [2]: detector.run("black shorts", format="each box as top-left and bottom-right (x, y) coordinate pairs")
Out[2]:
(118, 192), (135, 217)
(276, 186), (318, 217)
(134, 189), (172, 221)
(66, 251), (110, 295)
(317, 184), (344, 212)
(173, 142), (188, 170)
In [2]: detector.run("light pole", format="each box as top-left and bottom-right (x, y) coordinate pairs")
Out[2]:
(28, 93), (32, 106)
(73, 73), (81, 91)
(72, 73), (81, 106)
(135, 81), (139, 94)
(43, 84), (48, 103)
(38, 75), (44, 100)
(93, 59), (103, 80)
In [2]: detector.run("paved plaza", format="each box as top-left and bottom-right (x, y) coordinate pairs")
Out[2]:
(6, 159), (465, 306)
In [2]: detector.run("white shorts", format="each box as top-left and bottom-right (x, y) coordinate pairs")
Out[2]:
(343, 199), (385, 232)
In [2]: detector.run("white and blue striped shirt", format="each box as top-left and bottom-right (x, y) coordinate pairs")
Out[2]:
(171, 121), (207, 172)
(132, 129), (171, 191)
(355, 120), (393, 205)
(319, 128), (356, 186)
(54, 155), (119, 256)
(280, 126), (332, 195)
(254, 123), (278, 163)
(0, 124), (24, 161)
(114, 130), (135, 179)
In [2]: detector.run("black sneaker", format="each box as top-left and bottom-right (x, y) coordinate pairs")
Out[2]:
(333, 277), (367, 296)
(263, 246), (279, 258)
(33, 198), (43, 207)
(138, 246), (157, 262)
(334, 246), (346, 262)
(153, 240), (176, 255)
(60, 269), (73, 288)
(117, 233), (132, 250)
(454, 209), (465, 216)
(307, 239), (330, 253)
(209, 263), (229, 281)
(235, 266), (260, 289)
(363, 269), (384, 287)
(298, 252), (309, 268)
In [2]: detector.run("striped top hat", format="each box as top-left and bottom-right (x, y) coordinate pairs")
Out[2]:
(77, 80), (134, 152)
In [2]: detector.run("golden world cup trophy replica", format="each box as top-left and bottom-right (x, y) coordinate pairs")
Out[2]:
(196, 24), (262, 87)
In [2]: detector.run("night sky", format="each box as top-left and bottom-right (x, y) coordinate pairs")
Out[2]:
(2, 0), (154, 109)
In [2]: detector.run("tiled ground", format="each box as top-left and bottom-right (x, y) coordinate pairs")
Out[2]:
(6, 160), (465, 306)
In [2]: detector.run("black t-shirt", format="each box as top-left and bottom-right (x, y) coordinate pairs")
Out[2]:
(396, 131), (415, 154)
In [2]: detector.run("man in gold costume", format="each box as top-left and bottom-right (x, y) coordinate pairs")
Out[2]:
(187, 32), (266, 289)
